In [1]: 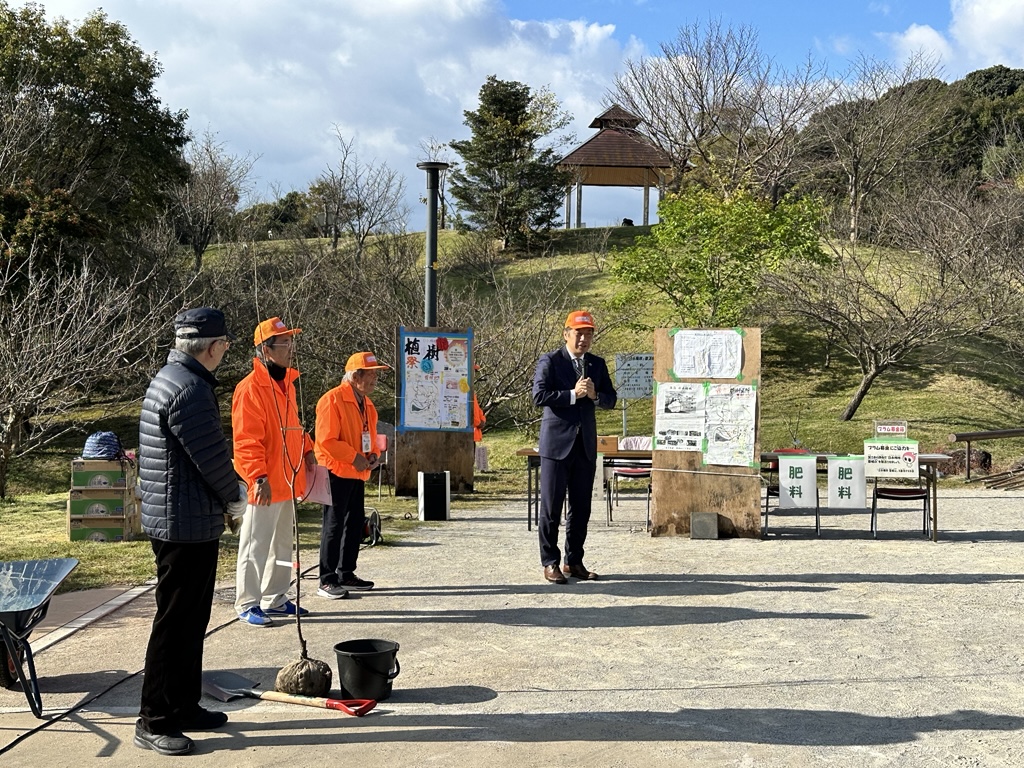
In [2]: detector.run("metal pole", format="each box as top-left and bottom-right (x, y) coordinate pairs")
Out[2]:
(417, 161), (448, 327)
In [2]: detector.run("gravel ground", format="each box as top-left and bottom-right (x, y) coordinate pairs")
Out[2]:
(3, 486), (1024, 767)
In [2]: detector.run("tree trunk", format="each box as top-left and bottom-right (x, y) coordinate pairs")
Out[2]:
(840, 366), (883, 421)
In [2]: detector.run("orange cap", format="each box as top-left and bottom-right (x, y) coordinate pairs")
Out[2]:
(345, 351), (390, 372)
(565, 310), (595, 329)
(254, 317), (301, 346)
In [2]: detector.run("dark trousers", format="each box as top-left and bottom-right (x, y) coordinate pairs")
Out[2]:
(539, 433), (596, 567)
(319, 474), (365, 584)
(139, 537), (219, 734)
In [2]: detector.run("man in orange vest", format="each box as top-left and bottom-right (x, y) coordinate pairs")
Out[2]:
(314, 351), (388, 598)
(472, 364), (486, 442)
(231, 317), (315, 626)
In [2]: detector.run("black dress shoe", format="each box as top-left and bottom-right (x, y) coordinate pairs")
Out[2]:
(134, 720), (194, 755)
(562, 563), (599, 580)
(543, 564), (567, 584)
(179, 706), (229, 730)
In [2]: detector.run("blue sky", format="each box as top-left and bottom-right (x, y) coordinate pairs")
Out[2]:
(18, 1), (1024, 228)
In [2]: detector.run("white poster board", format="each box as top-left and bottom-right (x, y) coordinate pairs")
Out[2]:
(864, 439), (919, 478)
(672, 329), (743, 379)
(653, 382), (705, 451)
(778, 457), (818, 508)
(827, 455), (866, 508)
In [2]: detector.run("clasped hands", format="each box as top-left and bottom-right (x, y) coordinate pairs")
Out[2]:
(574, 376), (597, 400)
(353, 452), (380, 472)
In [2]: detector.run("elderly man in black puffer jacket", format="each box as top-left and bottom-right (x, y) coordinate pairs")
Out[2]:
(135, 307), (246, 757)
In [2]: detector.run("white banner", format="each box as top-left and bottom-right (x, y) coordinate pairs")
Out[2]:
(827, 456), (866, 508)
(778, 457), (818, 508)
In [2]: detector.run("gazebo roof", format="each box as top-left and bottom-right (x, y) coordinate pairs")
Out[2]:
(559, 107), (673, 187)
(588, 104), (642, 129)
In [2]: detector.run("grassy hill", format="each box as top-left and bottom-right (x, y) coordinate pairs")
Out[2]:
(5, 224), (1024, 590)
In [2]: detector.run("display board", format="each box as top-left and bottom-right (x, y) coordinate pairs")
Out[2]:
(650, 327), (762, 537)
(393, 326), (475, 496)
(397, 326), (474, 433)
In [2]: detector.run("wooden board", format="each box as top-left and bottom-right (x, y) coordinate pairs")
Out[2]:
(650, 328), (761, 538)
(394, 430), (475, 496)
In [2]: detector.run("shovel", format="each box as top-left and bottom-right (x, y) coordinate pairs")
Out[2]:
(202, 670), (376, 717)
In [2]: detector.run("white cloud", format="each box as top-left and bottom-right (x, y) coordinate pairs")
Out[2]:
(949, 0), (1024, 68)
(881, 23), (955, 69)
(884, 0), (1024, 76)
(17, 0), (647, 225)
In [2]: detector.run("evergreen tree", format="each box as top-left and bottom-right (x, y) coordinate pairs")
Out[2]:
(449, 76), (571, 249)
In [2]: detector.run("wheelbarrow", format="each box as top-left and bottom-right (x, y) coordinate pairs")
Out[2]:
(0, 558), (79, 718)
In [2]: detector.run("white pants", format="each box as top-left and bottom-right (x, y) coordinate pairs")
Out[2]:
(234, 499), (294, 613)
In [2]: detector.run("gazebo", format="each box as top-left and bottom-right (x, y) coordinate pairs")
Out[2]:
(557, 105), (674, 228)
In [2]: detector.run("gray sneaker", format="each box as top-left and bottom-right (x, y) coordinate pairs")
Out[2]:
(317, 583), (349, 599)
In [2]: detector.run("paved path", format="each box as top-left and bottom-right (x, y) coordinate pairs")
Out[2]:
(3, 488), (1024, 766)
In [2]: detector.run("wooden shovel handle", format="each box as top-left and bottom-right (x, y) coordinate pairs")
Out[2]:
(257, 689), (376, 716)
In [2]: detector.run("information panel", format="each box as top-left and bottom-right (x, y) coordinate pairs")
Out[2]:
(397, 327), (473, 433)
(614, 353), (654, 399)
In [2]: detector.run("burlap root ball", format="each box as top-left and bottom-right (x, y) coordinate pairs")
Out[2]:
(275, 656), (333, 697)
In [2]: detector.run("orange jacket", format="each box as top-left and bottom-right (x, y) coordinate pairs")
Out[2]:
(315, 379), (378, 481)
(473, 393), (485, 442)
(231, 359), (313, 503)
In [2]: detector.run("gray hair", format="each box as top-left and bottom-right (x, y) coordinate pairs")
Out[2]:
(343, 370), (359, 384)
(175, 337), (219, 356)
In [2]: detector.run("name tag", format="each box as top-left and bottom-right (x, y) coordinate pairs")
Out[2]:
(362, 432), (372, 453)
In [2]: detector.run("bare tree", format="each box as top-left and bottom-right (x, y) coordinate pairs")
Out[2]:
(764, 182), (1024, 420)
(310, 132), (408, 263)
(802, 52), (953, 242)
(609, 19), (831, 200)
(0, 258), (185, 497)
(168, 131), (257, 272)
(0, 69), (47, 187)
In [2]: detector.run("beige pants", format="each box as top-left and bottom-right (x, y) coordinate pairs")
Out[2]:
(234, 499), (294, 613)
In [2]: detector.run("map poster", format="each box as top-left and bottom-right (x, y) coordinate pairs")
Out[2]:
(702, 383), (757, 467)
(397, 327), (473, 433)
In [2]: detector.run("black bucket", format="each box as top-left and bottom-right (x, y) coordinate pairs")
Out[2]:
(333, 639), (401, 701)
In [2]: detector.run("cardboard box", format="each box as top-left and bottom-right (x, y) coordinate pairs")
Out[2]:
(71, 458), (136, 490)
(68, 488), (134, 516)
(67, 506), (140, 542)
(597, 435), (620, 454)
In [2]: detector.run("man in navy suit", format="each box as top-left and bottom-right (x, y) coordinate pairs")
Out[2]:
(532, 310), (617, 583)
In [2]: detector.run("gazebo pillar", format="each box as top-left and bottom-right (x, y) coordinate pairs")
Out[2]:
(564, 186), (572, 230)
(575, 183), (583, 229)
(643, 168), (650, 226)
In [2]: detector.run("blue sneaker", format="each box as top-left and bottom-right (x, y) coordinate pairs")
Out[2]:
(237, 606), (273, 626)
(265, 600), (309, 616)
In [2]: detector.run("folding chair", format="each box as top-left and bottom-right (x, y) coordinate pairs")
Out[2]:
(870, 479), (930, 538)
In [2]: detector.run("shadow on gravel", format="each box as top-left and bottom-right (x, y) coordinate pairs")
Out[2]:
(299, 604), (868, 628)
(369, 577), (834, 600)
(184, 707), (1024, 750)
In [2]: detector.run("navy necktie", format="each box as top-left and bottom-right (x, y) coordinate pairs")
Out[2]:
(573, 357), (584, 378)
